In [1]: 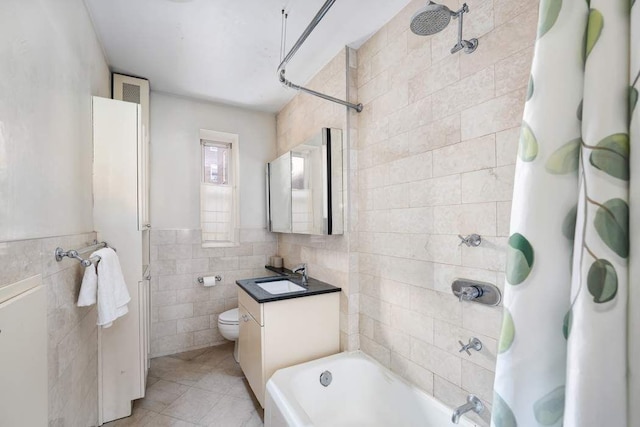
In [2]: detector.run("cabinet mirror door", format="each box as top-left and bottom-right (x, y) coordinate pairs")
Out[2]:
(291, 133), (322, 234)
(289, 128), (343, 235)
(267, 128), (343, 235)
(268, 152), (292, 233)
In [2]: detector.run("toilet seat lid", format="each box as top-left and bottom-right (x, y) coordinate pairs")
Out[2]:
(219, 308), (239, 324)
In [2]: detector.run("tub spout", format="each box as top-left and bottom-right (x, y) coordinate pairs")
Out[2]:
(451, 394), (484, 424)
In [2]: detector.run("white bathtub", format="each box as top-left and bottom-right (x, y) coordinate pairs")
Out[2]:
(265, 351), (477, 427)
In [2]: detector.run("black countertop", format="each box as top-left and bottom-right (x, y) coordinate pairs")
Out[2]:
(235, 266), (342, 303)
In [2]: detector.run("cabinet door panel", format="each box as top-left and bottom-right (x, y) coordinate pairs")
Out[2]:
(238, 288), (263, 325)
(112, 74), (150, 229)
(238, 304), (264, 406)
(268, 152), (292, 233)
(0, 280), (47, 427)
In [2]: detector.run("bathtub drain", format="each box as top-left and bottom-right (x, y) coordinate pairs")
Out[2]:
(319, 370), (332, 387)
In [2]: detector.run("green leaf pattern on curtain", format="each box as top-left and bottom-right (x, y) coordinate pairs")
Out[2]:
(593, 198), (629, 258)
(538, 0), (563, 38)
(506, 233), (535, 285)
(498, 309), (515, 353)
(584, 9), (604, 60)
(493, 0), (632, 425)
(562, 309), (572, 339)
(546, 139), (581, 174)
(587, 258), (618, 303)
(518, 121), (538, 161)
(562, 205), (578, 240)
(630, 87), (638, 124)
(588, 133), (629, 180)
(533, 386), (565, 425)
(493, 392), (518, 427)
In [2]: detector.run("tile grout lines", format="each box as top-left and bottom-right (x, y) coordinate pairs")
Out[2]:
(104, 342), (263, 427)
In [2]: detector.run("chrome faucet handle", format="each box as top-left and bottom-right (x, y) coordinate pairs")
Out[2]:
(457, 285), (482, 302)
(458, 234), (482, 247)
(458, 340), (471, 355)
(458, 337), (483, 355)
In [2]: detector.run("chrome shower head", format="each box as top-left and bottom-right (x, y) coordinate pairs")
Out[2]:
(410, 2), (478, 54)
(410, 1), (454, 36)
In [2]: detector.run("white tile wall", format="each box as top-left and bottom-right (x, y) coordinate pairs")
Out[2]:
(432, 135), (496, 177)
(275, 48), (360, 351)
(354, 1), (539, 424)
(0, 232), (100, 426)
(149, 228), (277, 357)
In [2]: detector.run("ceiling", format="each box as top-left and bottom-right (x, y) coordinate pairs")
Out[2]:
(84, 0), (413, 113)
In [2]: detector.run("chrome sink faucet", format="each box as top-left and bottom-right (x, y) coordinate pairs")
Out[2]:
(292, 263), (308, 285)
(452, 394), (484, 424)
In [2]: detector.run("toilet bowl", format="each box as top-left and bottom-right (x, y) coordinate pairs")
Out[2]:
(218, 308), (240, 362)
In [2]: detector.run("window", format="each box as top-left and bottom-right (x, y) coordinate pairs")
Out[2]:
(200, 129), (239, 247)
(203, 142), (230, 184)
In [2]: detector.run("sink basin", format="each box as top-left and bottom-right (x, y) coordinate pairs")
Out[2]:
(256, 279), (306, 295)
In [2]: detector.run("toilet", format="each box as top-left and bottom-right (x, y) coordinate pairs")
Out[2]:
(218, 308), (240, 362)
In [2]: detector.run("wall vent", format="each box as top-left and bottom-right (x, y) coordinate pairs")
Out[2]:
(122, 82), (141, 104)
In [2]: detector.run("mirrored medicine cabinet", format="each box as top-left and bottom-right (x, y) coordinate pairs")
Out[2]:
(266, 128), (343, 235)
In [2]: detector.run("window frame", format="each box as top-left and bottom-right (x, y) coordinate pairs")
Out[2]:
(199, 129), (240, 248)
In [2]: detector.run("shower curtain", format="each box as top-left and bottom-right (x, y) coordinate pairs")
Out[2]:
(492, 1), (638, 426)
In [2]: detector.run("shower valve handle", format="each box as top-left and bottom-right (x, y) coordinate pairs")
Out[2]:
(457, 285), (482, 302)
(458, 234), (482, 247)
(458, 337), (483, 355)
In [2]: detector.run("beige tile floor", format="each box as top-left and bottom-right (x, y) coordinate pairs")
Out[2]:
(104, 342), (263, 427)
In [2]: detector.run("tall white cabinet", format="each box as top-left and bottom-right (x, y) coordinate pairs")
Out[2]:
(112, 74), (152, 383)
(92, 96), (150, 424)
(112, 73), (150, 231)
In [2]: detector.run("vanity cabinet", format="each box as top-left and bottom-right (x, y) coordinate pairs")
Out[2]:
(238, 288), (340, 407)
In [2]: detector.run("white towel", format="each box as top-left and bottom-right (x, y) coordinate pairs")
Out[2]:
(77, 248), (131, 328)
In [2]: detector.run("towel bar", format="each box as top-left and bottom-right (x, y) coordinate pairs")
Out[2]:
(54, 240), (114, 267)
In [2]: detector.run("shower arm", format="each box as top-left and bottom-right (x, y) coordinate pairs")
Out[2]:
(455, 6), (466, 44)
(277, 0), (364, 113)
(450, 3), (477, 54)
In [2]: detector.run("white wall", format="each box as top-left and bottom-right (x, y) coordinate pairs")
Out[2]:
(150, 92), (276, 230)
(0, 0), (110, 241)
(0, 1), (110, 425)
